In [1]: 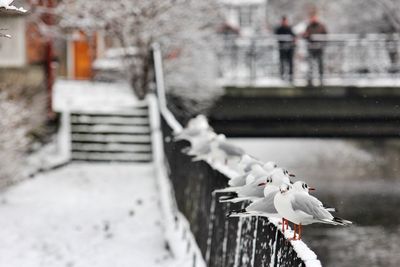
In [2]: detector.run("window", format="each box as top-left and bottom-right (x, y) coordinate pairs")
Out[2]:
(238, 6), (254, 28)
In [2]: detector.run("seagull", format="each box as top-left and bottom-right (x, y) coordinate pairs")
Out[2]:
(191, 134), (225, 162)
(227, 176), (280, 218)
(274, 183), (352, 240)
(174, 114), (211, 142)
(221, 167), (291, 204)
(229, 161), (277, 187)
(183, 131), (216, 156)
(192, 134), (245, 165)
(228, 173), (295, 233)
(236, 155), (263, 173)
(216, 136), (245, 164)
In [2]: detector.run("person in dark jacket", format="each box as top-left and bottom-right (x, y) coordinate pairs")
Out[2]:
(303, 12), (327, 86)
(275, 16), (296, 83)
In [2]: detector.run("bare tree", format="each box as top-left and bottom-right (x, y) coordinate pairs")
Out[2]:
(57, 0), (223, 106)
(0, 92), (29, 187)
(373, 0), (400, 32)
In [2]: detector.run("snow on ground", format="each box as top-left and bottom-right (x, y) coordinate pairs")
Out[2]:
(0, 163), (178, 267)
(53, 80), (146, 113)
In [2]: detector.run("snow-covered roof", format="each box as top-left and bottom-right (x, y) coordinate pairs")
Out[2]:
(0, 0), (28, 15)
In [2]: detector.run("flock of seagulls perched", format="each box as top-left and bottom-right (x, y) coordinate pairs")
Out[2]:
(174, 115), (352, 240)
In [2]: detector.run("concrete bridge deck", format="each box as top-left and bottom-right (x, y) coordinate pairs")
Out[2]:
(209, 84), (400, 137)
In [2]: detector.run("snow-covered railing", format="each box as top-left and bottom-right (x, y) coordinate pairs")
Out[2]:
(151, 44), (321, 266)
(218, 33), (400, 83)
(150, 44), (204, 266)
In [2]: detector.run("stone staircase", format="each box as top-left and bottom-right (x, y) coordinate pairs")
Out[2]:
(70, 104), (152, 163)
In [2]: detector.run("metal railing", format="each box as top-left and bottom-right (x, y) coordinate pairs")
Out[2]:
(217, 34), (400, 84)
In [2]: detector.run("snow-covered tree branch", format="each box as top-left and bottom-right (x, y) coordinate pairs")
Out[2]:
(373, 0), (400, 32)
(57, 0), (224, 112)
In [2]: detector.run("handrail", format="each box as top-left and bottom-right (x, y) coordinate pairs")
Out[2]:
(149, 43), (205, 267)
(148, 93), (206, 267)
(151, 43), (183, 133)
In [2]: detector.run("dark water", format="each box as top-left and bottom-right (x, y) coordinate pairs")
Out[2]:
(231, 138), (400, 267)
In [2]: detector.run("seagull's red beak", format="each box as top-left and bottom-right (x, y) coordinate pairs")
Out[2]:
(309, 187), (316, 191)
(258, 182), (266, 187)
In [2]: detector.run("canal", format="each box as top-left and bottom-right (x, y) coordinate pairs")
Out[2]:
(230, 138), (400, 267)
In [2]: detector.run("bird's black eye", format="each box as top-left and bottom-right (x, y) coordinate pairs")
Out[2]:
(274, 164), (278, 168)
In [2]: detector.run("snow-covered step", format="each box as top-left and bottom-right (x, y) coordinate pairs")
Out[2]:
(72, 143), (152, 153)
(71, 116), (149, 125)
(71, 134), (151, 144)
(68, 101), (153, 163)
(71, 125), (150, 134)
(72, 152), (152, 162)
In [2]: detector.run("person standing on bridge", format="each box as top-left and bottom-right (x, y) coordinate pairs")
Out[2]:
(275, 16), (296, 83)
(303, 11), (327, 87)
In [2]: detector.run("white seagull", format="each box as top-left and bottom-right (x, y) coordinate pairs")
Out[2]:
(274, 183), (352, 240)
(192, 134), (245, 164)
(228, 161), (277, 187)
(228, 176), (304, 233)
(174, 114), (211, 142)
(236, 155), (263, 174)
(220, 167), (291, 204)
(183, 131), (216, 156)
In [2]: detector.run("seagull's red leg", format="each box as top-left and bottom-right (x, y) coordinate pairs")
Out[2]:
(286, 219), (289, 230)
(282, 218), (285, 232)
(298, 224), (302, 240)
(293, 224), (297, 240)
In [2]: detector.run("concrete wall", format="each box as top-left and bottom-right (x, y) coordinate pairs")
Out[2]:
(0, 16), (26, 67)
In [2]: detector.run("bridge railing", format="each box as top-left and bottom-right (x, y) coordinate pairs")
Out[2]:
(217, 33), (400, 83)
(151, 43), (321, 266)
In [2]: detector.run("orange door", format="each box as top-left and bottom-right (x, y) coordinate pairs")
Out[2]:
(73, 32), (92, 79)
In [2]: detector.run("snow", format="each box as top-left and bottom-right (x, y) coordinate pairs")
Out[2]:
(0, 32), (11, 38)
(53, 80), (146, 113)
(148, 94), (205, 267)
(152, 47), (183, 133)
(0, 0), (27, 13)
(0, 163), (180, 267)
(219, 0), (265, 6)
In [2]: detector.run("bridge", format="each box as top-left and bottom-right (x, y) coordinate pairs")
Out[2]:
(210, 34), (400, 137)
